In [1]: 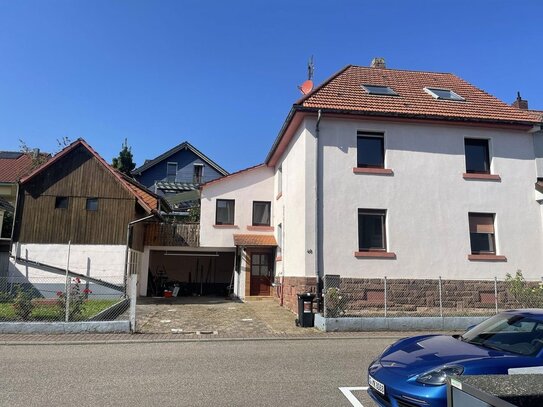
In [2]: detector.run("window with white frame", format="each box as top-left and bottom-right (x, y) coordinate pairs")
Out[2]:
(216, 199), (235, 225)
(252, 201), (271, 226)
(468, 213), (496, 254)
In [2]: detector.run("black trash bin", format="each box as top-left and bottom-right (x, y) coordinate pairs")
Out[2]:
(296, 293), (316, 327)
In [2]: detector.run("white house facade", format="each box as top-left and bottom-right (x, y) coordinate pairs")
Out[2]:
(197, 61), (543, 312)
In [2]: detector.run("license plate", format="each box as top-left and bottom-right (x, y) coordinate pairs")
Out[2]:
(368, 375), (385, 395)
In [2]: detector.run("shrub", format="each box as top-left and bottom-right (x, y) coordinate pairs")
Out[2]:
(325, 287), (346, 318)
(56, 278), (92, 321)
(13, 286), (34, 320)
(505, 270), (543, 308)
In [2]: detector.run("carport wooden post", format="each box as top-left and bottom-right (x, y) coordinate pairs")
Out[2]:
(129, 273), (138, 333)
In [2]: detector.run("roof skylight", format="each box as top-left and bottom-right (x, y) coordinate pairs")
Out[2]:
(424, 87), (465, 101)
(362, 84), (398, 96)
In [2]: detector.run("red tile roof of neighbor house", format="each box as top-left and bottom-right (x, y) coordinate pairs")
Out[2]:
(200, 163), (266, 189)
(297, 65), (541, 124)
(19, 139), (168, 215)
(233, 234), (277, 247)
(0, 151), (50, 183)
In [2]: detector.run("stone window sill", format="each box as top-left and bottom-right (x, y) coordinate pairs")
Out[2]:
(463, 173), (501, 181)
(213, 224), (238, 229)
(353, 167), (394, 175)
(468, 254), (507, 262)
(354, 251), (396, 259)
(275, 256), (282, 262)
(247, 225), (274, 231)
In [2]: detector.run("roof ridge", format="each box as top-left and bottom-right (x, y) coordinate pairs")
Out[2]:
(200, 163), (266, 189)
(348, 65), (454, 75)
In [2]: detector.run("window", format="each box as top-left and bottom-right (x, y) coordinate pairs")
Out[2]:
(362, 84), (398, 96)
(469, 213), (496, 254)
(86, 198), (98, 211)
(465, 139), (490, 174)
(193, 164), (204, 184)
(358, 209), (386, 251)
(216, 199), (235, 225)
(55, 196), (68, 209)
(166, 162), (177, 181)
(252, 201), (271, 226)
(424, 87), (465, 101)
(357, 133), (384, 168)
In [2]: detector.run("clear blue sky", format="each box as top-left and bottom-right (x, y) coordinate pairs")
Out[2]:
(1, 1), (541, 172)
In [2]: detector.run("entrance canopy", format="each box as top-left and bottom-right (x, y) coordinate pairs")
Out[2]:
(233, 234), (277, 247)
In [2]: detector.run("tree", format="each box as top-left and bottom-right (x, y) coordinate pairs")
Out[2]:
(112, 139), (136, 175)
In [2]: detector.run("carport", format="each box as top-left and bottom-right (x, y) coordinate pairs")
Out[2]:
(141, 247), (235, 297)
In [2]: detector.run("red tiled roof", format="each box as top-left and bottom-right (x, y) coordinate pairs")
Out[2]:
(233, 234), (277, 247)
(0, 152), (50, 183)
(20, 139), (166, 214)
(200, 163), (266, 189)
(298, 65), (540, 125)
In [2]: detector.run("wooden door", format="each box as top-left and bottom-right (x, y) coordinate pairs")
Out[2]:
(250, 252), (272, 296)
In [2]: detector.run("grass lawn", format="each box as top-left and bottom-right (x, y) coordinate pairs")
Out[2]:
(0, 299), (120, 321)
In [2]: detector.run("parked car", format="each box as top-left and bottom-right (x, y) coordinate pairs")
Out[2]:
(367, 309), (543, 407)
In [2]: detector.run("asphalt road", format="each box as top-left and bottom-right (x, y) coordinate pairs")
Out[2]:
(0, 337), (397, 406)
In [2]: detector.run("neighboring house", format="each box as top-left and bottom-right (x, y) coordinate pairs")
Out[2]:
(9, 139), (167, 292)
(132, 141), (229, 212)
(0, 150), (50, 275)
(191, 59), (543, 311)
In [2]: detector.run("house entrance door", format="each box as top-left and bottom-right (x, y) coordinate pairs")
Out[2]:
(249, 252), (272, 296)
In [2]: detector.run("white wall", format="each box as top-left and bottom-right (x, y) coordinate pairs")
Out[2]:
(9, 243), (126, 284)
(273, 119), (318, 279)
(200, 166), (274, 247)
(314, 118), (543, 280)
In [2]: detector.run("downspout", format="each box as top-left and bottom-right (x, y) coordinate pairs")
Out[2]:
(315, 109), (322, 309)
(123, 213), (157, 295)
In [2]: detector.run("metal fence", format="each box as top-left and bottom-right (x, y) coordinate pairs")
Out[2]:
(323, 274), (543, 318)
(0, 275), (128, 322)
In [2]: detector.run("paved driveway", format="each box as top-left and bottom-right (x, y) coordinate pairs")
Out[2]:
(136, 296), (321, 336)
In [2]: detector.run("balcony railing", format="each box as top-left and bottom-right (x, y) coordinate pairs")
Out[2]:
(144, 222), (200, 247)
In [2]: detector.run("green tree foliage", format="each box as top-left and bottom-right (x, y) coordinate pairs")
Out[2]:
(112, 139), (136, 175)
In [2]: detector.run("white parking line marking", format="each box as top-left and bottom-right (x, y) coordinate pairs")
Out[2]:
(339, 387), (368, 407)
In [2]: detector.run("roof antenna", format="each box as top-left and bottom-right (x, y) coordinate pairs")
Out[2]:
(298, 55), (314, 95)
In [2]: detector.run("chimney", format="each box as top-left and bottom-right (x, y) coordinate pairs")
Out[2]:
(512, 91), (529, 110)
(370, 57), (386, 69)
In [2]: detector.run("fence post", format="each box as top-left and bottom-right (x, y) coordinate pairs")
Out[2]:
(494, 276), (499, 314)
(384, 276), (387, 318)
(438, 276), (443, 318)
(129, 274), (138, 333)
(64, 241), (71, 322)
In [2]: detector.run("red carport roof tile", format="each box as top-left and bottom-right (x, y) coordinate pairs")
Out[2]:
(298, 65), (540, 125)
(233, 234), (277, 247)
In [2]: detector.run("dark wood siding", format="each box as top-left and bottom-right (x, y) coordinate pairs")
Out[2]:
(14, 145), (142, 245)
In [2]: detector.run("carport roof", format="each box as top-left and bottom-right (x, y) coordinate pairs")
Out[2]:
(233, 234), (277, 247)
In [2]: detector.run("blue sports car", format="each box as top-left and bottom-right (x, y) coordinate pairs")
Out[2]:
(368, 309), (543, 407)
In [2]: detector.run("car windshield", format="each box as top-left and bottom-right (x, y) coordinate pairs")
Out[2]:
(462, 313), (543, 356)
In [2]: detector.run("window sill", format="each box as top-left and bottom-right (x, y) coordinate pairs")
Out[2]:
(353, 167), (394, 175)
(275, 256), (282, 262)
(463, 173), (501, 181)
(213, 224), (238, 229)
(247, 226), (274, 231)
(276, 192), (282, 200)
(354, 251), (396, 259)
(468, 254), (507, 262)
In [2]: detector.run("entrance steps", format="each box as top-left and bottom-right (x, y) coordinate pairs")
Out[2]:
(243, 296), (274, 302)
